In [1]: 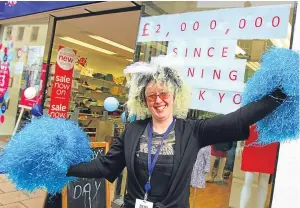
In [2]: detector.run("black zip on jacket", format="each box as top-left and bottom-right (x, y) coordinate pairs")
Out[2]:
(67, 89), (286, 208)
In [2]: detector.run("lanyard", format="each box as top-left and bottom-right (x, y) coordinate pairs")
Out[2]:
(144, 119), (175, 200)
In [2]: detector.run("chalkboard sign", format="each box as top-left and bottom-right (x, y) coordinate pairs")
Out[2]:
(62, 142), (110, 208)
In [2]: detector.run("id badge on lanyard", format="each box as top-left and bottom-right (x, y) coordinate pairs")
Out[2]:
(136, 119), (175, 206)
(135, 199), (153, 208)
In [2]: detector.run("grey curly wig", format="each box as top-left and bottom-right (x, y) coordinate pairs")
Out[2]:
(125, 61), (192, 119)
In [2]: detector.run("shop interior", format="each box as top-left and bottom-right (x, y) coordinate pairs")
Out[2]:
(45, 10), (140, 142)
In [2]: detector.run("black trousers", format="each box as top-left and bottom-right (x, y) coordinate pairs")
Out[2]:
(115, 173), (123, 197)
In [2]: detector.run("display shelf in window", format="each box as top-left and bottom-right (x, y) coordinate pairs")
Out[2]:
(80, 74), (123, 86)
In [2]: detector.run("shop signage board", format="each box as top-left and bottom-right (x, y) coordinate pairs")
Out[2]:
(48, 46), (76, 118)
(142, 4), (290, 114)
(62, 142), (110, 208)
(137, 4), (291, 42)
(0, 1), (90, 20)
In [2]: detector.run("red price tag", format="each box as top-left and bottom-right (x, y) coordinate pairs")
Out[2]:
(0, 62), (10, 97)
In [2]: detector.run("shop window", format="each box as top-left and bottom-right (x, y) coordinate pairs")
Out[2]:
(4, 27), (12, 41)
(17, 27), (25, 41)
(30, 26), (39, 42)
(133, 1), (296, 208)
(0, 19), (49, 138)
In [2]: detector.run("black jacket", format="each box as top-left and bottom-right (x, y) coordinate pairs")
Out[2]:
(67, 89), (286, 208)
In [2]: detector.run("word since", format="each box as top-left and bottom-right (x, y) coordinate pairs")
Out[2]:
(198, 90), (241, 105)
(73, 181), (102, 208)
(167, 40), (237, 60)
(172, 47), (229, 58)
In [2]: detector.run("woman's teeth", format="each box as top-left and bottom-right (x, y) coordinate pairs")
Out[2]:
(155, 105), (166, 110)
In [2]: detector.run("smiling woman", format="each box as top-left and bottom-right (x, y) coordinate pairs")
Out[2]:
(125, 60), (191, 122)
(145, 83), (174, 122)
(67, 52), (288, 208)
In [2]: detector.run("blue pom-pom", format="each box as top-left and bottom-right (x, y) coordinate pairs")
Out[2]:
(242, 47), (299, 144)
(0, 116), (93, 194)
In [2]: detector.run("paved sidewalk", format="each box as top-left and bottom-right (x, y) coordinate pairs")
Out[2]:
(0, 174), (46, 208)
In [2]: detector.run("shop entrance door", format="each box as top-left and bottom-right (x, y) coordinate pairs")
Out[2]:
(44, 2), (141, 208)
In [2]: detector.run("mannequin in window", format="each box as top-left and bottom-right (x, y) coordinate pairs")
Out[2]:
(206, 142), (233, 184)
(237, 125), (278, 208)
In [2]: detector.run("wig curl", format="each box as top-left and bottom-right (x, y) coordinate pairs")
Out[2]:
(124, 55), (191, 119)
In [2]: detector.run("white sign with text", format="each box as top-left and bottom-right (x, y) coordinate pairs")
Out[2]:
(167, 40), (237, 60)
(190, 88), (242, 114)
(179, 59), (246, 92)
(137, 4), (290, 42)
(151, 57), (246, 92)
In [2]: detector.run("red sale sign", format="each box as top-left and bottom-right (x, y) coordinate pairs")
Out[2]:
(48, 46), (76, 118)
(19, 64), (47, 108)
(0, 62), (10, 97)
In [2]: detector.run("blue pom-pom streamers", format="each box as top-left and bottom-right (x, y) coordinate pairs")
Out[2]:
(0, 116), (93, 194)
(242, 47), (299, 144)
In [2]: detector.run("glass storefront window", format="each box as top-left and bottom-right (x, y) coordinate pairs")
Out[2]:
(0, 18), (50, 138)
(133, 1), (296, 207)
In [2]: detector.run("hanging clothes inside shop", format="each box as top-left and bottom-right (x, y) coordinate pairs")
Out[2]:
(191, 146), (211, 188)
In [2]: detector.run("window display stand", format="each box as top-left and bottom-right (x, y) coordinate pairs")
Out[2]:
(12, 107), (25, 136)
